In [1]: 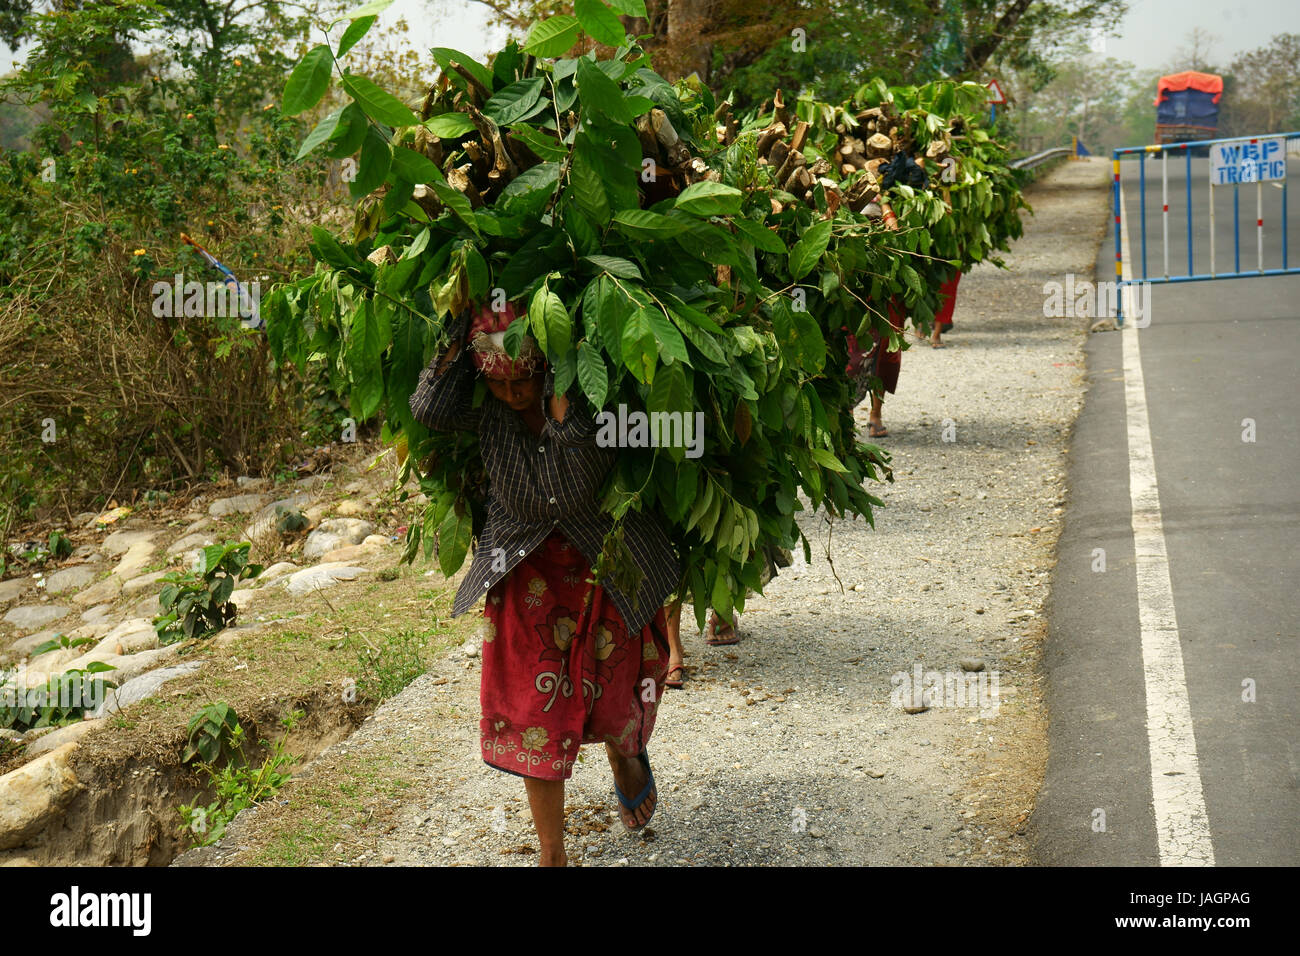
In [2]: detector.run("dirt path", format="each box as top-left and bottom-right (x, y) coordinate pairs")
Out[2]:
(179, 157), (1113, 867)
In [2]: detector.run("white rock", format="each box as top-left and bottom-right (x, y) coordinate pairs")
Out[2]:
(25, 719), (104, 757)
(122, 570), (167, 594)
(236, 476), (268, 490)
(107, 644), (181, 684)
(78, 604), (114, 623)
(166, 533), (213, 556)
(111, 542), (158, 580)
(208, 494), (268, 518)
(282, 563), (372, 596)
(2, 605), (71, 633)
(0, 743), (83, 850)
(258, 562), (299, 584)
(70, 574), (123, 607)
(90, 661), (203, 717)
(101, 530), (158, 558)
(0, 579), (31, 604)
(42, 567), (97, 595)
(303, 519), (375, 561)
(244, 495), (311, 539)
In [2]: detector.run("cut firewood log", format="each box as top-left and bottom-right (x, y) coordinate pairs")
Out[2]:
(768, 140), (789, 172)
(866, 133), (893, 157)
(808, 157), (831, 178)
(449, 61), (491, 106)
(788, 120), (809, 154)
(926, 138), (949, 159)
(635, 113), (662, 164)
(413, 125), (445, 167)
(755, 122), (786, 158)
(774, 148), (804, 188)
(649, 108), (690, 166)
(412, 184), (444, 218)
(724, 112), (739, 145)
(865, 157), (886, 180)
(446, 165), (483, 208)
(773, 89), (792, 128)
(464, 140), (491, 180)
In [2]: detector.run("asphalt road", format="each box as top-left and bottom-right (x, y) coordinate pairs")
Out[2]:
(1033, 152), (1300, 864)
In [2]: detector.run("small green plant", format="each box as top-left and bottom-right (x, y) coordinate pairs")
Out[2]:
(182, 702), (243, 765)
(376, 567), (400, 582)
(0, 663), (118, 730)
(354, 628), (430, 701)
(154, 541), (263, 645)
(177, 706), (300, 848)
(47, 529), (72, 560)
(28, 633), (94, 658)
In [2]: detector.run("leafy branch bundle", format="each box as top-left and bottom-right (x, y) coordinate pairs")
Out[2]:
(264, 2), (1025, 627)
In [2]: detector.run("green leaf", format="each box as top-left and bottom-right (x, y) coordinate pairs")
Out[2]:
(510, 124), (567, 162)
(674, 181), (743, 217)
(325, 102), (369, 158)
(499, 162), (560, 218)
(577, 341), (608, 407)
(810, 448), (848, 473)
(483, 76), (545, 126)
(342, 73), (419, 127)
(575, 57), (631, 124)
(612, 209), (687, 240)
(574, 0), (627, 47)
(337, 15), (377, 57)
(283, 45), (334, 116)
(431, 181), (481, 235)
(295, 108), (342, 160)
(430, 48), (494, 93)
(732, 216), (787, 253)
(335, 0), (394, 23)
(390, 145), (444, 184)
(438, 502), (472, 576)
(351, 124), (392, 197)
(424, 112), (477, 138)
(606, 0), (647, 15)
(788, 219), (832, 279)
(523, 15), (581, 58)
(621, 307), (657, 384)
(645, 309), (690, 365)
(582, 255), (641, 280)
(569, 148), (610, 224)
(529, 286), (571, 358)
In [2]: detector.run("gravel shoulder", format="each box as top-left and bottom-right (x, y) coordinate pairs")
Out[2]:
(181, 157), (1114, 867)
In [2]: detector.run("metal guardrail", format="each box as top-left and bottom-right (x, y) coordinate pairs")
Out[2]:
(1009, 147), (1072, 170)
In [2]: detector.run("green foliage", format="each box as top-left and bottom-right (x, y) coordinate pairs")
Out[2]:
(183, 701), (243, 765)
(176, 706), (299, 848)
(154, 541), (263, 645)
(0, 664), (118, 731)
(263, 9), (1026, 629)
(353, 627), (432, 701)
(28, 633), (95, 659)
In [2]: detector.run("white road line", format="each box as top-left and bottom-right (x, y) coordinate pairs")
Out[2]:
(1118, 180), (1216, 865)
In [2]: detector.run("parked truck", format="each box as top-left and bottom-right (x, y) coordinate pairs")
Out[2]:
(1154, 70), (1223, 145)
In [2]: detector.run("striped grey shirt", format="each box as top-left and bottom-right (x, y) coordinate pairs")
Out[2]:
(408, 347), (680, 634)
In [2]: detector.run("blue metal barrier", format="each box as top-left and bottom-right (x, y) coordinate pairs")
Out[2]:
(1112, 131), (1300, 325)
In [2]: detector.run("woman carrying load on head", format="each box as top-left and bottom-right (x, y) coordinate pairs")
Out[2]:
(408, 301), (680, 867)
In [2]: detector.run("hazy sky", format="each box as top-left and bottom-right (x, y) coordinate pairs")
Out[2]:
(2, 0), (1297, 77)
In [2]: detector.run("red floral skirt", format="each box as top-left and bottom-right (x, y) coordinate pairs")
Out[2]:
(846, 296), (907, 394)
(934, 271), (962, 330)
(478, 531), (669, 781)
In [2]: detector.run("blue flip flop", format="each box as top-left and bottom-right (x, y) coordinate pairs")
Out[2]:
(614, 749), (656, 831)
